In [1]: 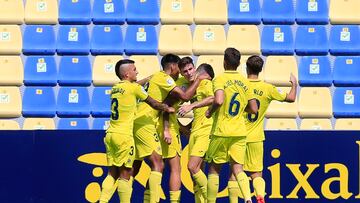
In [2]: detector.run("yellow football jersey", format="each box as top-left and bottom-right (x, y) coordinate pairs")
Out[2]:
(107, 80), (148, 135)
(211, 71), (254, 137)
(244, 80), (287, 142)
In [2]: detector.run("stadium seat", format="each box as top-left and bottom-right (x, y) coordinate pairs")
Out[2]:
(227, 25), (261, 55)
(57, 87), (90, 118)
(264, 56), (298, 86)
(57, 25), (90, 55)
(59, 0), (91, 24)
(23, 25), (56, 55)
(262, 0), (295, 24)
(92, 118), (110, 130)
(0, 25), (22, 55)
(24, 56), (57, 86)
(296, 0), (329, 24)
(0, 0), (24, 24)
(0, 120), (20, 130)
(92, 55), (122, 86)
(129, 55), (160, 80)
(192, 25), (226, 55)
(0, 86), (21, 118)
(23, 118), (55, 130)
(160, 0), (193, 24)
(329, 0), (360, 24)
(300, 119), (332, 130)
(158, 25), (192, 55)
(90, 25), (123, 55)
(126, 0), (159, 24)
(295, 26), (328, 55)
(265, 119), (298, 130)
(298, 56), (332, 87)
(92, 0), (125, 24)
(333, 87), (360, 118)
(91, 87), (111, 118)
(124, 25), (157, 55)
(22, 87), (56, 117)
(58, 56), (92, 86)
(0, 56), (23, 86)
(329, 25), (360, 55)
(261, 25), (294, 55)
(58, 118), (89, 130)
(194, 0), (227, 24)
(228, 0), (261, 24)
(24, 0), (58, 24)
(266, 87), (298, 118)
(196, 55), (224, 77)
(334, 119), (360, 130)
(333, 57), (360, 87)
(298, 87), (332, 118)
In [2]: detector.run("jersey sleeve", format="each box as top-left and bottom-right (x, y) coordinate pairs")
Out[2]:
(204, 80), (214, 96)
(134, 84), (149, 101)
(213, 76), (224, 92)
(160, 75), (177, 93)
(269, 85), (287, 102)
(245, 79), (255, 101)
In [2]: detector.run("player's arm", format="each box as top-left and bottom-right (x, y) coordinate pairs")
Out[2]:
(285, 73), (297, 102)
(162, 112), (172, 144)
(136, 75), (152, 86)
(144, 96), (175, 113)
(206, 90), (224, 118)
(245, 99), (258, 114)
(170, 73), (210, 101)
(178, 96), (214, 117)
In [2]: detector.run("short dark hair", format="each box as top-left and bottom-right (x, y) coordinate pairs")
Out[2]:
(178, 56), (194, 70)
(161, 54), (181, 70)
(197, 63), (215, 80)
(224, 48), (241, 70)
(115, 59), (134, 79)
(246, 55), (264, 75)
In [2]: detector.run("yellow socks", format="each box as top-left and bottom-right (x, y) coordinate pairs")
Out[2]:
(99, 175), (115, 203)
(149, 171), (162, 203)
(228, 180), (240, 203)
(193, 170), (207, 198)
(235, 172), (252, 202)
(253, 177), (266, 198)
(170, 190), (181, 203)
(117, 178), (133, 203)
(207, 174), (219, 203)
(143, 189), (150, 203)
(194, 184), (205, 203)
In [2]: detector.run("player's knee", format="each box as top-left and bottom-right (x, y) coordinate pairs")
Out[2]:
(150, 153), (164, 172)
(187, 162), (199, 175)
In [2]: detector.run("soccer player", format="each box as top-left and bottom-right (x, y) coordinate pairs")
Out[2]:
(99, 59), (175, 203)
(205, 48), (258, 203)
(227, 55), (297, 203)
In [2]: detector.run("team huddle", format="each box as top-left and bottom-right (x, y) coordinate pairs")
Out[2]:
(99, 48), (297, 203)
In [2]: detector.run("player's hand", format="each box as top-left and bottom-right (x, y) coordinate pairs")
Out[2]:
(163, 129), (172, 144)
(289, 73), (297, 86)
(197, 72), (211, 81)
(166, 106), (176, 113)
(205, 109), (211, 118)
(178, 105), (192, 117)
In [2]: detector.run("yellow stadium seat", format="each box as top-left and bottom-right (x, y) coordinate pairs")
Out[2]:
(264, 56), (298, 86)
(329, 0), (360, 24)
(265, 118), (298, 130)
(92, 55), (123, 86)
(0, 0), (24, 24)
(25, 0), (58, 24)
(0, 25), (22, 55)
(298, 87), (332, 118)
(0, 120), (20, 130)
(266, 87), (298, 118)
(335, 119), (360, 130)
(300, 119), (333, 130)
(0, 56), (23, 86)
(160, 0), (193, 24)
(0, 86), (21, 118)
(227, 25), (261, 55)
(23, 118), (55, 130)
(194, 0), (227, 24)
(193, 25), (226, 55)
(196, 55), (223, 76)
(159, 25), (192, 55)
(129, 55), (161, 81)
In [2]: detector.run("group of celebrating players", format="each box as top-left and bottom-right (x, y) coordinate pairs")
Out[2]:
(98, 47), (297, 203)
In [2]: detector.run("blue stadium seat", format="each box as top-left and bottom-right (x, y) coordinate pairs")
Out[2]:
(298, 56), (332, 87)
(333, 87), (360, 118)
(22, 87), (56, 117)
(24, 56), (57, 86)
(295, 0), (329, 24)
(333, 57), (360, 87)
(262, 0), (295, 24)
(92, 0), (125, 24)
(90, 25), (123, 55)
(91, 87), (111, 117)
(92, 118), (110, 130)
(329, 25), (360, 55)
(295, 25), (328, 55)
(261, 25), (294, 55)
(57, 87), (90, 118)
(23, 25), (56, 55)
(57, 25), (90, 55)
(126, 0), (159, 24)
(58, 56), (92, 86)
(124, 25), (158, 55)
(59, 0), (91, 24)
(58, 118), (90, 129)
(228, 0), (261, 24)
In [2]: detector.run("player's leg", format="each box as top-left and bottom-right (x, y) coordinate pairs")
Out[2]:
(207, 162), (222, 203)
(167, 154), (182, 203)
(118, 166), (133, 203)
(148, 151), (164, 203)
(99, 165), (120, 203)
(188, 156), (207, 200)
(228, 172), (240, 203)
